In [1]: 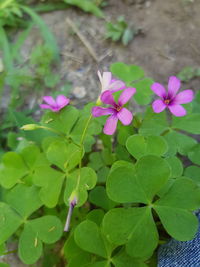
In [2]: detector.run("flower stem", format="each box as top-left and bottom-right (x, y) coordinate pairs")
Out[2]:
(76, 114), (93, 190)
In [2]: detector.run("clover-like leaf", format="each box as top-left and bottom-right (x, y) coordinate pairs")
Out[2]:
(112, 249), (148, 267)
(42, 105), (79, 134)
(74, 220), (109, 258)
(64, 167), (97, 207)
(139, 108), (168, 136)
(184, 166), (200, 185)
(164, 131), (197, 156)
(20, 144), (49, 169)
(0, 202), (22, 244)
(133, 78), (154, 105)
(172, 114), (200, 134)
(29, 215), (63, 244)
(110, 62), (145, 83)
(107, 156), (170, 204)
(33, 166), (65, 208)
(0, 152), (28, 188)
(126, 134), (168, 160)
(86, 209), (105, 226)
(6, 184), (42, 219)
(188, 144), (200, 165)
(165, 156), (183, 178)
(19, 215), (62, 264)
(89, 186), (116, 211)
(46, 140), (82, 171)
(102, 207), (158, 259)
(154, 178), (200, 240)
(19, 223), (43, 265)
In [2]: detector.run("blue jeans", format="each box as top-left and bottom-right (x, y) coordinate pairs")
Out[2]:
(158, 212), (200, 267)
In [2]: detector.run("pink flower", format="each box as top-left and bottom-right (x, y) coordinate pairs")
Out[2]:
(40, 95), (70, 112)
(92, 88), (136, 135)
(151, 76), (194, 117)
(98, 71), (126, 93)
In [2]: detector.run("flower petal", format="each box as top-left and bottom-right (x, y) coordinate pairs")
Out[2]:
(92, 107), (115, 117)
(151, 83), (166, 98)
(103, 115), (118, 135)
(40, 104), (60, 112)
(173, 90), (194, 104)
(43, 96), (56, 106)
(100, 90), (116, 106)
(102, 72), (112, 91)
(117, 107), (133, 125)
(118, 87), (136, 106)
(56, 95), (70, 107)
(108, 80), (126, 92)
(152, 99), (166, 113)
(40, 104), (52, 110)
(168, 104), (186, 117)
(168, 76), (181, 98)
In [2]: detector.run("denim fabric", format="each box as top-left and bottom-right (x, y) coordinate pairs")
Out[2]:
(158, 212), (200, 267)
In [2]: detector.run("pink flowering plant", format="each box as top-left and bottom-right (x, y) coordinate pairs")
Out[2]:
(0, 62), (200, 266)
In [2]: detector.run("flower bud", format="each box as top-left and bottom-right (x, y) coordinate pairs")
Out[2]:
(21, 124), (40, 131)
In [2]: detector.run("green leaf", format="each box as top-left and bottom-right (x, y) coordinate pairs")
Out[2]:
(139, 107), (169, 135)
(154, 178), (200, 240)
(74, 220), (108, 258)
(133, 78), (154, 105)
(70, 114), (102, 144)
(97, 167), (109, 183)
(68, 251), (92, 267)
(122, 28), (134, 46)
(64, 167), (97, 207)
(86, 209), (104, 226)
(0, 263), (10, 267)
(101, 149), (115, 166)
(29, 215), (63, 244)
(64, 0), (104, 17)
(165, 156), (183, 178)
(46, 140), (82, 171)
(89, 186), (116, 211)
(32, 166), (65, 208)
(88, 152), (104, 171)
(164, 131), (197, 156)
(84, 261), (110, 267)
(42, 106), (79, 135)
(107, 156), (170, 204)
(18, 223), (43, 265)
(0, 243), (6, 255)
(0, 152), (28, 188)
(172, 114), (200, 134)
(20, 144), (46, 169)
(102, 207), (158, 259)
(184, 166), (200, 185)
(6, 184), (42, 219)
(0, 26), (13, 71)
(64, 234), (84, 260)
(188, 144), (200, 165)
(117, 124), (134, 146)
(110, 63), (145, 84)
(0, 202), (22, 244)
(112, 249), (148, 267)
(126, 134), (168, 160)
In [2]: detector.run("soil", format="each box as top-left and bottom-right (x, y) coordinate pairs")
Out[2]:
(2, 0), (200, 265)
(18, 0), (200, 108)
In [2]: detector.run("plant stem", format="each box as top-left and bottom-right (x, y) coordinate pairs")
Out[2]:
(76, 114), (93, 191)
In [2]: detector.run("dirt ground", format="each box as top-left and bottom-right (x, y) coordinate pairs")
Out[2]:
(19, 0), (200, 107)
(2, 0), (200, 265)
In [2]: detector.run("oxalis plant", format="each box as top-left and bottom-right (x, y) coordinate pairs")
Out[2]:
(1, 62), (200, 266)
